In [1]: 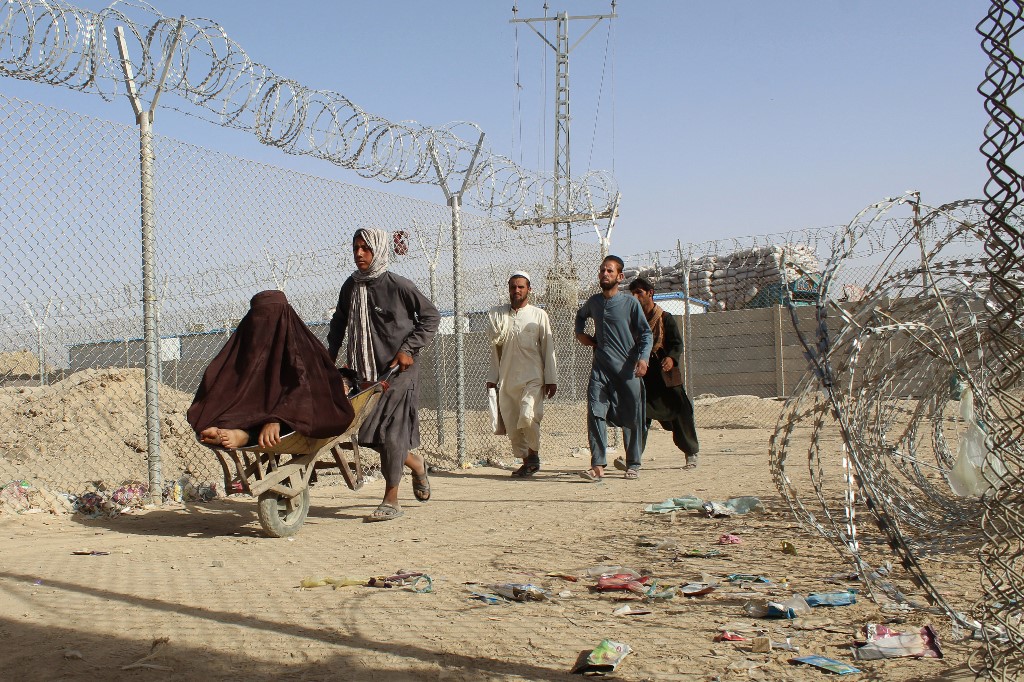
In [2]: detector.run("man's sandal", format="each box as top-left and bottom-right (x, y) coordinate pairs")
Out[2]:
(511, 461), (541, 477)
(412, 470), (431, 502)
(613, 457), (628, 472)
(365, 502), (403, 522)
(579, 469), (603, 482)
(623, 468), (640, 480)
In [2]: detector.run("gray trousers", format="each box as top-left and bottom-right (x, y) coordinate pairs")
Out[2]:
(588, 412), (643, 469)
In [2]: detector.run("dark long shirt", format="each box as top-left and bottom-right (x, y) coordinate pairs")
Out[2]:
(325, 271), (440, 464)
(327, 271), (440, 371)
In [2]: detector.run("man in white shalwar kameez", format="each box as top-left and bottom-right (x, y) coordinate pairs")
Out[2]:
(486, 272), (558, 477)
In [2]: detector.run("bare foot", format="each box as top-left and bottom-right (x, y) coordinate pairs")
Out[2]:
(404, 451), (427, 479)
(217, 429), (250, 449)
(258, 422), (282, 448)
(199, 427), (221, 444)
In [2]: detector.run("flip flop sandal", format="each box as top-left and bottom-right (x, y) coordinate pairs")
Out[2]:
(511, 462), (541, 477)
(623, 469), (640, 480)
(412, 470), (431, 502)
(365, 503), (404, 522)
(684, 456), (699, 470)
(579, 469), (603, 482)
(613, 457), (628, 472)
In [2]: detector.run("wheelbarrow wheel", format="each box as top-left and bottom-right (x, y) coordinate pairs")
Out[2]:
(257, 487), (310, 538)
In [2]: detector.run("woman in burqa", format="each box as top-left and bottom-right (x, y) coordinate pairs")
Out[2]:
(187, 289), (354, 449)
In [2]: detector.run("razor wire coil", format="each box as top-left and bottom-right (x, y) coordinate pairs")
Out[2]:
(0, 0), (618, 223)
(770, 196), (999, 630)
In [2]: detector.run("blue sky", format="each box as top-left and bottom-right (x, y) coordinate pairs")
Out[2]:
(1, 0), (990, 251)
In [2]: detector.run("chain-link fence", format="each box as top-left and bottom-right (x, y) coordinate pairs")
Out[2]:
(2, 90), (984, 522)
(0, 91), (614, 511)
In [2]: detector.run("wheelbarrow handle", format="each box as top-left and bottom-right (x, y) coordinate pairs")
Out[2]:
(378, 364), (401, 383)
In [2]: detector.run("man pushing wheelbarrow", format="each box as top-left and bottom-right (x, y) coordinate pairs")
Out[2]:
(189, 229), (439, 533)
(326, 228), (440, 522)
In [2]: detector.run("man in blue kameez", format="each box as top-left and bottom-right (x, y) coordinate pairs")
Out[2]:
(574, 255), (653, 480)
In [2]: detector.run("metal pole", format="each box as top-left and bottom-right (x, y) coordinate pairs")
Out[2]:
(911, 192), (931, 292)
(682, 242), (694, 396)
(37, 326), (45, 386)
(115, 18), (184, 504)
(137, 108), (163, 500)
(429, 261), (445, 445)
(416, 221), (447, 447)
(449, 196), (467, 465)
(23, 299), (52, 386)
(428, 133), (485, 468)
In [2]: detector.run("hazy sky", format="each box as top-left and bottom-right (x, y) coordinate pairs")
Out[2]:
(1, 0), (991, 252)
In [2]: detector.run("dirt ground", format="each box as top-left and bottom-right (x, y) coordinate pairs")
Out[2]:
(0, 425), (980, 681)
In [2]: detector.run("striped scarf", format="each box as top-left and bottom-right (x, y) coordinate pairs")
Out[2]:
(347, 228), (391, 381)
(646, 303), (666, 358)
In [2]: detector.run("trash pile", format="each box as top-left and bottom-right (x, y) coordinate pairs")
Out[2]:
(288, 484), (950, 678)
(0, 472), (220, 517)
(632, 491), (948, 675)
(642, 495), (764, 517)
(300, 569), (433, 593)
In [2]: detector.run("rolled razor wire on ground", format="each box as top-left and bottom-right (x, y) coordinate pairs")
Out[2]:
(770, 194), (1014, 630)
(0, 0), (617, 222)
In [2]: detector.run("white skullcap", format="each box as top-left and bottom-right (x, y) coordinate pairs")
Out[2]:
(509, 271), (531, 284)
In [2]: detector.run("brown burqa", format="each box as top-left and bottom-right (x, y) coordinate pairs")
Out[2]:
(187, 290), (354, 439)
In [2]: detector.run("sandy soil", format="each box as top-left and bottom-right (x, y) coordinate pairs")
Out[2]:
(0, 423), (979, 681)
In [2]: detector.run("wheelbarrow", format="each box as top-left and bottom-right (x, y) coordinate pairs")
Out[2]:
(201, 368), (395, 537)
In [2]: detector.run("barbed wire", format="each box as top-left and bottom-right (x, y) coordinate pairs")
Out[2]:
(770, 194), (998, 629)
(976, 0), (1024, 678)
(0, 0), (618, 222)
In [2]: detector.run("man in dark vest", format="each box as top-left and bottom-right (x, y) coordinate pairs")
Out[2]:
(626, 277), (700, 468)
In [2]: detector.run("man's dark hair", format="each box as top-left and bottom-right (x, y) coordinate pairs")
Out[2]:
(603, 255), (625, 273)
(628, 276), (655, 293)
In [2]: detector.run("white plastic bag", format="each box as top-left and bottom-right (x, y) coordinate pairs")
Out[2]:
(487, 387), (506, 436)
(948, 387), (1004, 497)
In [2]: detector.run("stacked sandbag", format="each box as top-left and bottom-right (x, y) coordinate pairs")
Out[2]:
(629, 244), (820, 311)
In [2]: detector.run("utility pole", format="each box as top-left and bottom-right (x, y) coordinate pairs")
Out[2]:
(510, 2), (617, 291)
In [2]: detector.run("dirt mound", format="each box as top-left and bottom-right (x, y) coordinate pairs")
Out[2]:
(695, 394), (784, 430)
(0, 367), (216, 494)
(0, 350), (51, 376)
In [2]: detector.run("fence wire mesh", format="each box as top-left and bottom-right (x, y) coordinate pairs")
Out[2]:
(4, 87), (978, 503)
(977, 0), (1024, 679)
(0, 91), (613, 511)
(0, 89), (853, 515)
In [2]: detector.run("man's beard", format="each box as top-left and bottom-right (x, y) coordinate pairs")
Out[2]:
(600, 280), (618, 292)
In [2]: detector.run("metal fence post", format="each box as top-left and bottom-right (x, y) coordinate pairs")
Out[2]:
(681, 242), (694, 396)
(416, 224), (447, 447)
(449, 196), (466, 464)
(428, 133), (486, 468)
(115, 18), (184, 504)
(429, 261), (445, 445)
(137, 107), (163, 500)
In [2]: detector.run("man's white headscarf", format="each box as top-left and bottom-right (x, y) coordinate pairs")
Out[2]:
(347, 228), (392, 381)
